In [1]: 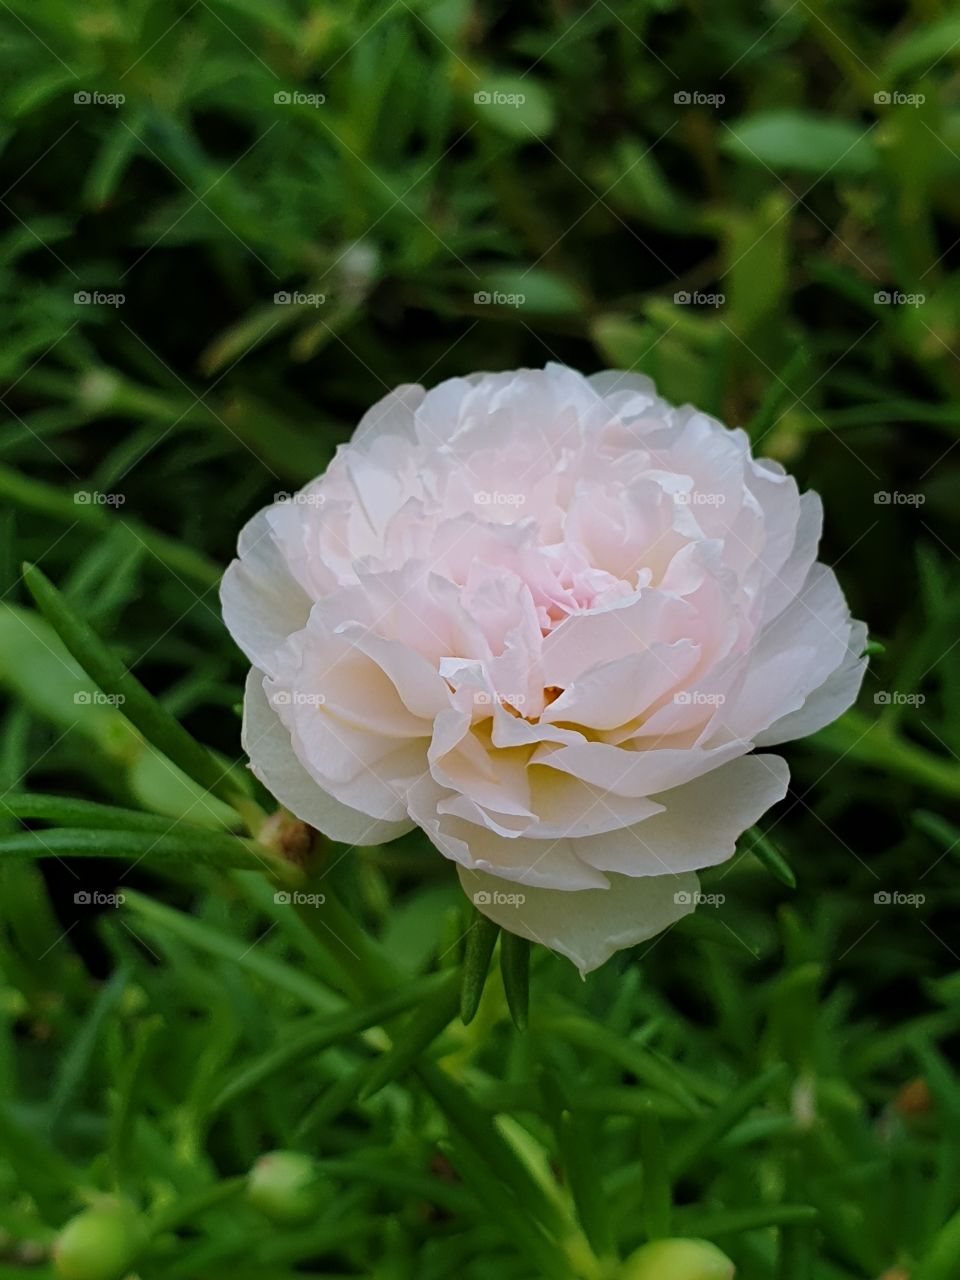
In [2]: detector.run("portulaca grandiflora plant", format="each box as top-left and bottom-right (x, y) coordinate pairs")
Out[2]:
(16, 363), (869, 1280)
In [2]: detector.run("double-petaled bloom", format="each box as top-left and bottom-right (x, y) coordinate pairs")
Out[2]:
(222, 365), (866, 972)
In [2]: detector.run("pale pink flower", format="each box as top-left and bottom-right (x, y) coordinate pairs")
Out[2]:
(222, 365), (866, 972)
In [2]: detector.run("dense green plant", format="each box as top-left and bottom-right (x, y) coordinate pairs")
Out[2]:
(1, 1), (960, 1277)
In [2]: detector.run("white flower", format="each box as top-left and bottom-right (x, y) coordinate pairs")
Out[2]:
(222, 365), (866, 973)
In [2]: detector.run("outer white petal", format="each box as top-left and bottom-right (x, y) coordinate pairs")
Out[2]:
(755, 620), (868, 746)
(242, 668), (413, 845)
(458, 864), (698, 975)
(578, 754), (790, 875)
(351, 383), (425, 447)
(717, 563), (856, 742)
(755, 490), (823, 627)
(586, 368), (667, 422)
(220, 509), (312, 677)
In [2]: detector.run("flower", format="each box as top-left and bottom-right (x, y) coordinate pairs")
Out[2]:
(222, 365), (866, 973)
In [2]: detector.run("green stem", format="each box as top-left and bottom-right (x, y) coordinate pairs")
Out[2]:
(293, 877), (398, 1000)
(149, 1177), (246, 1236)
(291, 877), (599, 1277)
(813, 712), (960, 800)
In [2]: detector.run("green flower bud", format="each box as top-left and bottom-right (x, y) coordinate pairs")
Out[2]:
(53, 1201), (145, 1280)
(620, 1238), (735, 1280)
(246, 1150), (327, 1225)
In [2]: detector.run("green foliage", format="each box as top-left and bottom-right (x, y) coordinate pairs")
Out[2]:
(0, 0), (959, 1277)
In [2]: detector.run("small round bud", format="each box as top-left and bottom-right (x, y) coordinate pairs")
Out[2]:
(247, 1150), (327, 1225)
(53, 1202), (145, 1280)
(621, 1238), (735, 1280)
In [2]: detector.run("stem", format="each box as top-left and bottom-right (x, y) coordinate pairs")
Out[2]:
(149, 1177), (246, 1236)
(292, 875), (400, 1001)
(290, 876), (601, 1278)
(813, 712), (960, 800)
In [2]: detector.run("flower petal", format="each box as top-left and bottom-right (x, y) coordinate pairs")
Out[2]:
(755, 620), (867, 745)
(221, 510), (312, 677)
(578, 753), (790, 875)
(719, 564), (861, 742)
(458, 864), (698, 975)
(242, 668), (413, 845)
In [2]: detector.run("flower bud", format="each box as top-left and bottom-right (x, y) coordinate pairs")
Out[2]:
(246, 1150), (327, 1225)
(620, 1238), (735, 1280)
(53, 1201), (145, 1280)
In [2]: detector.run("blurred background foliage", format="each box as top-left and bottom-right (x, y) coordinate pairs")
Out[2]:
(2, 0), (960, 1277)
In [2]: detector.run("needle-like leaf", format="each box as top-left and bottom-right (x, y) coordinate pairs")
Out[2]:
(460, 911), (500, 1024)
